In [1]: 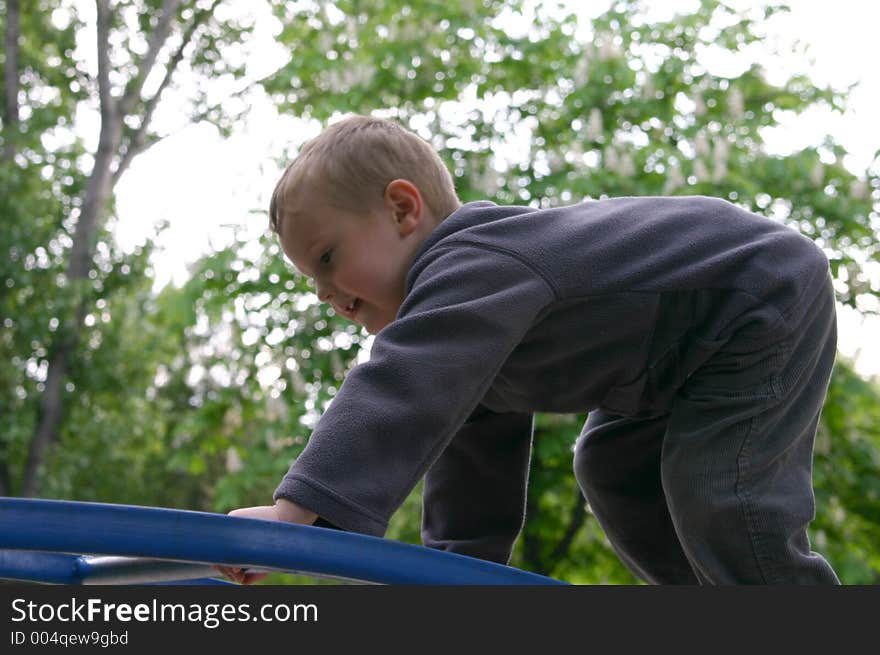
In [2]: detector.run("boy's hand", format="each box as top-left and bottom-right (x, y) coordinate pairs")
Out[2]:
(214, 499), (318, 584)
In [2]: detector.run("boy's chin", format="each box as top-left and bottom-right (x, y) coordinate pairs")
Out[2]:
(362, 320), (382, 335)
(361, 314), (393, 335)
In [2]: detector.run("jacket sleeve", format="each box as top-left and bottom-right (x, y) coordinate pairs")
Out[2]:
(421, 405), (534, 564)
(273, 243), (555, 536)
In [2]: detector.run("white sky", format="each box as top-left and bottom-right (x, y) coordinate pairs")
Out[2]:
(108, 0), (880, 377)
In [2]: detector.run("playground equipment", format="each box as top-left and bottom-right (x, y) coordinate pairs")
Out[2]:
(0, 498), (566, 585)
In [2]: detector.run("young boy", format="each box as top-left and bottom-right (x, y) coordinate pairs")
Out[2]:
(221, 114), (839, 584)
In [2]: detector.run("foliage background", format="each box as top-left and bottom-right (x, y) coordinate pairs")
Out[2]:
(1, 0), (878, 584)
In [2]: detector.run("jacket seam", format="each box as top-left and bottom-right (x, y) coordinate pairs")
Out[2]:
(425, 239), (561, 301)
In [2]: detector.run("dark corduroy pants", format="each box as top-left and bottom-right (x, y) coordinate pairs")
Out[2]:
(574, 273), (839, 584)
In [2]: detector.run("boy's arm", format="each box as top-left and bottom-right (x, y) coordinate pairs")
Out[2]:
(273, 244), (556, 537)
(421, 406), (533, 564)
(215, 499), (317, 584)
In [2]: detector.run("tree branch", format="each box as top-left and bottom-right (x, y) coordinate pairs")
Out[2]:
(112, 0), (222, 186)
(549, 490), (587, 564)
(2, 0), (21, 161)
(112, 70), (173, 186)
(0, 426), (12, 493)
(187, 70), (271, 125)
(95, 0), (115, 118)
(117, 0), (182, 118)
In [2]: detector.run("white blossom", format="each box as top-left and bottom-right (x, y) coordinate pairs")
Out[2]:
(225, 447), (243, 473)
(664, 164), (685, 193)
(288, 366), (307, 395)
(586, 107), (603, 141)
(266, 392), (289, 422)
(713, 139), (729, 182)
(693, 90), (706, 117)
(694, 159), (710, 182)
(603, 147), (619, 172)
(619, 153), (636, 177)
(695, 132), (710, 157)
(476, 168), (499, 194)
(641, 75), (655, 100)
(331, 351), (344, 380)
(811, 162), (824, 187)
(329, 62), (375, 90)
(728, 87), (745, 119)
(345, 15), (358, 40)
(598, 40), (623, 61)
(319, 31), (335, 52)
(265, 433), (283, 453)
(851, 178), (870, 200)
(325, 69), (343, 91)
(713, 138), (730, 166)
(574, 55), (589, 86)
(400, 20), (418, 41)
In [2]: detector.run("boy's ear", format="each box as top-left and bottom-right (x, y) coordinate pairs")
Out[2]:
(384, 179), (423, 236)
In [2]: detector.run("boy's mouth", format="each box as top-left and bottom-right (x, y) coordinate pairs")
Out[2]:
(343, 298), (360, 315)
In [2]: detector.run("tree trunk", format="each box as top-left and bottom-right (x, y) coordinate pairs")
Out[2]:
(2, 0), (20, 162)
(0, 0), (22, 495)
(21, 112), (122, 497)
(20, 0), (123, 497)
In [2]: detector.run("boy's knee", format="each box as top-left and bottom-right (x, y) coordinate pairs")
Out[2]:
(574, 411), (669, 495)
(572, 436), (591, 493)
(572, 432), (628, 497)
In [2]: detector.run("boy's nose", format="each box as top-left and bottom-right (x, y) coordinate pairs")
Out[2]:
(316, 281), (333, 302)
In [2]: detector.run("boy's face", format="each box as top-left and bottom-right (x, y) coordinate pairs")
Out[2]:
(278, 180), (432, 334)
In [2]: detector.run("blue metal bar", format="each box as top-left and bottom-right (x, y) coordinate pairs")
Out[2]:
(0, 550), (232, 585)
(0, 550), (81, 584)
(76, 556), (231, 585)
(0, 498), (566, 585)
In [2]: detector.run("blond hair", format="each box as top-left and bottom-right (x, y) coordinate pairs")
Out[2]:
(269, 115), (460, 234)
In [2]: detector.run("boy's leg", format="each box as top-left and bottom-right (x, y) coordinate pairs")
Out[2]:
(421, 409), (534, 565)
(574, 410), (699, 584)
(661, 275), (839, 584)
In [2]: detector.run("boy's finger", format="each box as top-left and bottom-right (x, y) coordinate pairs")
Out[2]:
(241, 571), (269, 585)
(212, 565), (268, 585)
(213, 565), (245, 583)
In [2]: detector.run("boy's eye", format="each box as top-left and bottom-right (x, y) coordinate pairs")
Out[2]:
(320, 249), (333, 265)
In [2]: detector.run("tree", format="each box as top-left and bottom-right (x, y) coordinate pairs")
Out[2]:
(2, 0), (19, 162)
(1, 0), (252, 496)
(2, 0), (87, 495)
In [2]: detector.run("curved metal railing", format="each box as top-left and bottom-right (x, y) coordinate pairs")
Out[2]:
(0, 498), (566, 585)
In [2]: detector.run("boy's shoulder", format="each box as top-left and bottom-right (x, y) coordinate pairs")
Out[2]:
(418, 195), (742, 257)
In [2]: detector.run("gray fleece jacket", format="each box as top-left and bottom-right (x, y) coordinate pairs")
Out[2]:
(273, 196), (831, 563)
